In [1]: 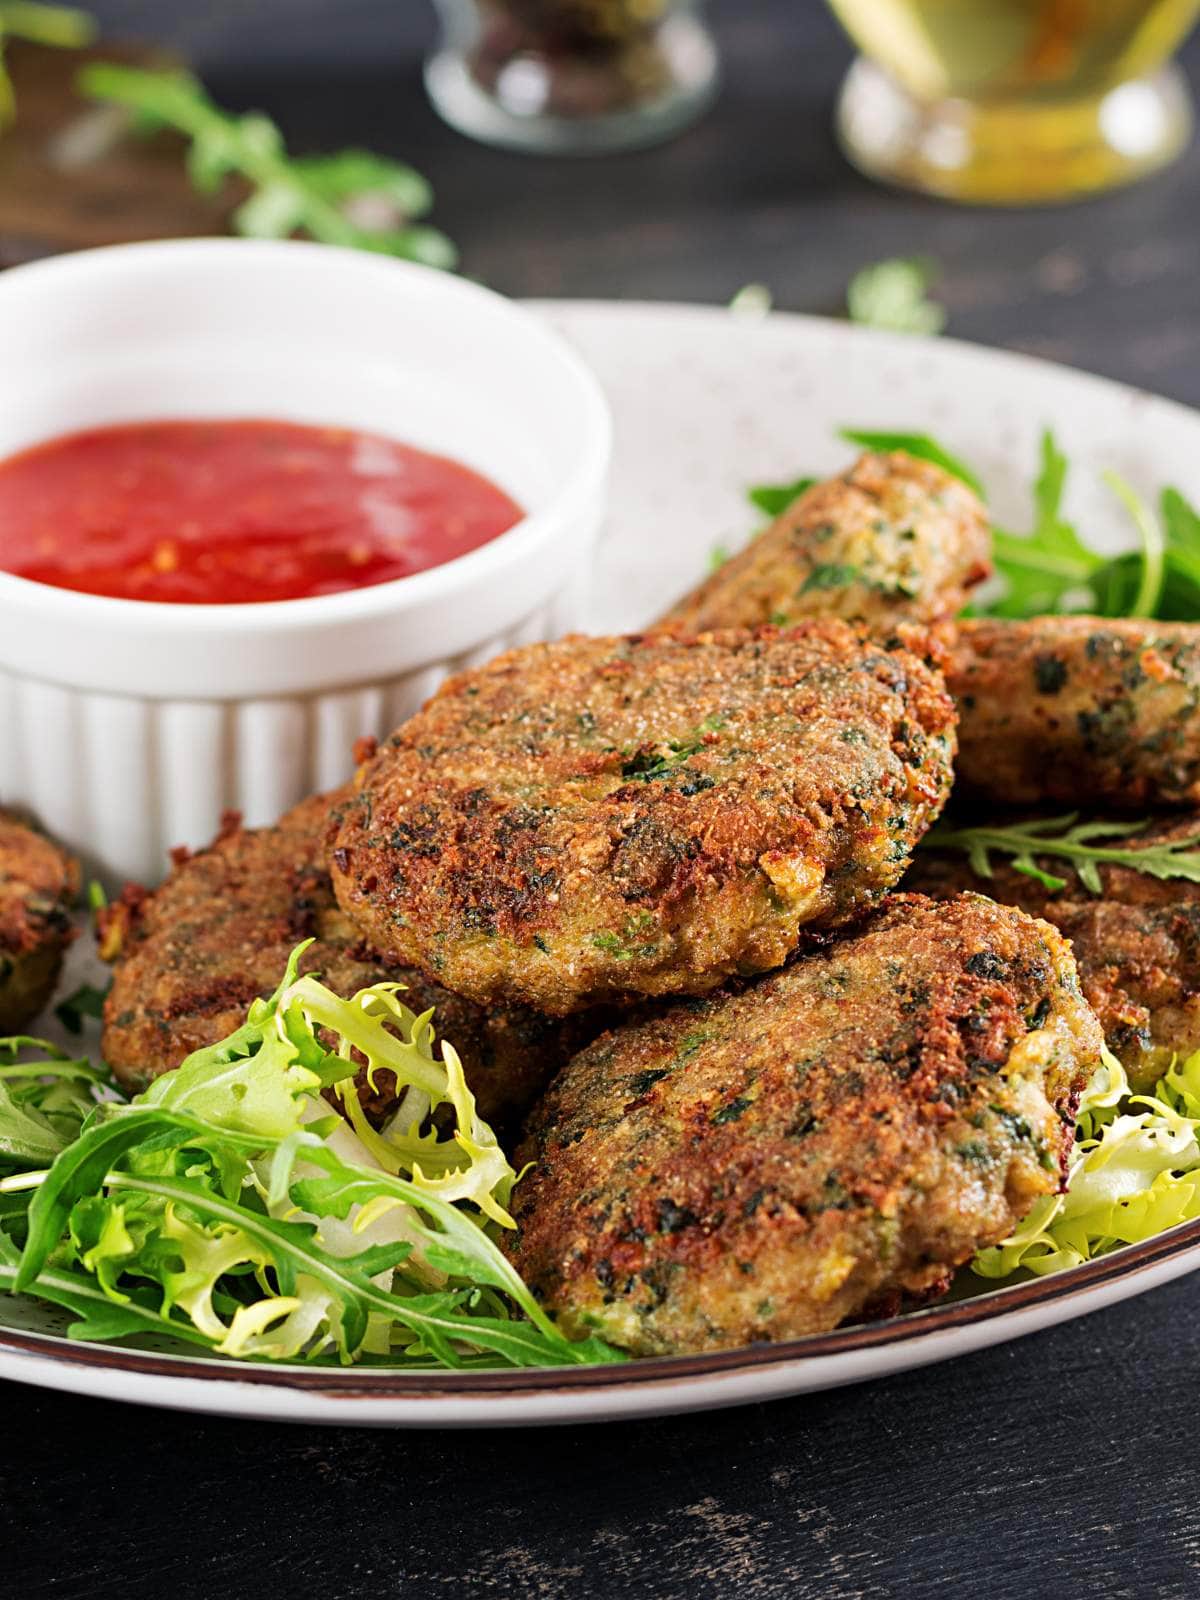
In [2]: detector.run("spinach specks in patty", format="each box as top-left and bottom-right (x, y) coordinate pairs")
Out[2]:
(1033, 655), (1068, 694)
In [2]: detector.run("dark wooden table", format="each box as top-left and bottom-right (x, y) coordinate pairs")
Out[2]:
(4, 5), (1200, 1596)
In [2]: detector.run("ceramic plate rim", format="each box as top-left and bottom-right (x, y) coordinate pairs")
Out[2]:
(2, 1212), (1200, 1391)
(531, 296), (1200, 431)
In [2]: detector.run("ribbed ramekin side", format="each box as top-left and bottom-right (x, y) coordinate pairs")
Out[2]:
(0, 583), (588, 885)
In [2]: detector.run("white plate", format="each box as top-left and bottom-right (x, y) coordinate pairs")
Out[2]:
(4, 299), (1200, 1427)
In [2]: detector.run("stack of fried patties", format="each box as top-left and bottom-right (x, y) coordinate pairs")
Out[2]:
(912, 616), (1200, 1093)
(103, 450), (1200, 1357)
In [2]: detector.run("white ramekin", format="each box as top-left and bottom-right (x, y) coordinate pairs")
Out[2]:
(0, 239), (611, 884)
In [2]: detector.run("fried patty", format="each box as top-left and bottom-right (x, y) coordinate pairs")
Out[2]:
(0, 812), (78, 1033)
(99, 794), (595, 1130)
(663, 452), (990, 633)
(507, 894), (1101, 1356)
(946, 617), (1200, 809)
(329, 624), (957, 1016)
(907, 813), (1200, 1089)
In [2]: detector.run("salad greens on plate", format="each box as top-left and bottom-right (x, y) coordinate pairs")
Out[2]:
(712, 423), (1200, 1294)
(974, 1048), (1200, 1279)
(0, 944), (620, 1368)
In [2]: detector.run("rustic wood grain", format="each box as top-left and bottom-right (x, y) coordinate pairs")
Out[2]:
(1, 1275), (1198, 1598)
(2, 5), (1200, 1596)
(0, 41), (230, 265)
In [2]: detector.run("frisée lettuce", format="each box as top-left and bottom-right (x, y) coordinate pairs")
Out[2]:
(0, 944), (621, 1368)
(972, 1048), (1200, 1280)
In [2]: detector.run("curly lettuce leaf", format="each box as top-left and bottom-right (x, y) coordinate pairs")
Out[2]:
(0, 1230), (216, 1348)
(291, 977), (515, 1223)
(5, 946), (622, 1369)
(973, 1050), (1200, 1279)
(134, 941), (341, 1139)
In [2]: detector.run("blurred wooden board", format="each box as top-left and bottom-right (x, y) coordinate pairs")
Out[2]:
(0, 40), (230, 267)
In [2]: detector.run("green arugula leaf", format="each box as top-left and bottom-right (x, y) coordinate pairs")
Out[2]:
(747, 431), (1198, 625)
(1163, 487), (1200, 555)
(1085, 549), (1142, 617)
(1091, 543), (1200, 622)
(846, 257), (946, 336)
(79, 63), (456, 268)
(747, 477), (816, 518)
(1102, 471), (1165, 618)
(14, 1107), (267, 1290)
(921, 813), (1200, 896)
(0, 1078), (77, 1168)
(0, 1040), (107, 1170)
(984, 431), (1104, 615)
(838, 429), (986, 499)
(289, 1152), (611, 1357)
(981, 435), (1194, 622)
(1148, 497), (1200, 619)
(291, 150), (433, 219)
(108, 1169), (613, 1367)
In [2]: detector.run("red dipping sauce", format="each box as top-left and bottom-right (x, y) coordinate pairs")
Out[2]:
(0, 419), (524, 605)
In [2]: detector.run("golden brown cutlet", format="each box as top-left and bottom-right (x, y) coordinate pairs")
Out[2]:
(328, 623), (957, 1015)
(663, 451), (990, 633)
(945, 617), (1200, 810)
(507, 893), (1101, 1356)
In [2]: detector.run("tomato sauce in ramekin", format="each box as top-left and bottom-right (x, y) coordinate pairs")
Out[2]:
(0, 418), (524, 605)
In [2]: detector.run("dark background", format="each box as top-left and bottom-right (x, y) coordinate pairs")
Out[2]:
(49, 0), (1200, 405)
(5, 5), (1200, 1596)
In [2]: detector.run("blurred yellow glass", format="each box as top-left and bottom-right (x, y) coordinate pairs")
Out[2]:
(828, 0), (1200, 203)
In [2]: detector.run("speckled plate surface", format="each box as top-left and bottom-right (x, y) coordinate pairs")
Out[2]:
(3, 300), (1200, 1427)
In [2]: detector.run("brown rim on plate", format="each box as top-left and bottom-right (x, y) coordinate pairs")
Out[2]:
(1, 1217), (1197, 1398)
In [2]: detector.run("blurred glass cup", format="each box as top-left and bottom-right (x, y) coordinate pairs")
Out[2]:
(425, 0), (719, 153)
(827, 0), (1200, 203)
